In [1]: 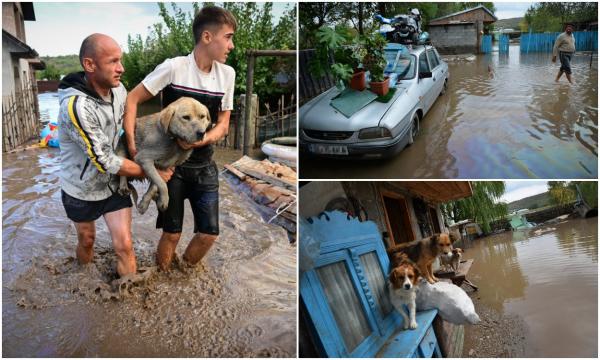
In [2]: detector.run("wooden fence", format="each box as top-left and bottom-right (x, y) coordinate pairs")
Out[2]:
(2, 77), (40, 152)
(299, 49), (335, 105)
(256, 94), (296, 144)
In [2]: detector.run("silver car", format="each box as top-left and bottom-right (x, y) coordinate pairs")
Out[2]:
(300, 44), (449, 159)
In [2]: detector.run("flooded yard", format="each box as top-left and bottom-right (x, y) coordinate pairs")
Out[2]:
(300, 45), (598, 179)
(462, 218), (597, 357)
(2, 147), (296, 357)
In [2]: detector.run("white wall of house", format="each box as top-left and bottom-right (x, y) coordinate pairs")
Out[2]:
(299, 182), (347, 219)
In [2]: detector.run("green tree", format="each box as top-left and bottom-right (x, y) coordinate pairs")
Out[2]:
(523, 2), (598, 32)
(38, 64), (62, 80)
(442, 181), (507, 234)
(548, 181), (576, 205)
(121, 2), (296, 106)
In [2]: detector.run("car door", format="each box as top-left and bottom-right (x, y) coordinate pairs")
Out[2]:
(427, 48), (444, 97)
(417, 51), (435, 113)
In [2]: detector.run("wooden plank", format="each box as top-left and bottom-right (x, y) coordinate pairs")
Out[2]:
(224, 163), (246, 181)
(236, 165), (295, 190)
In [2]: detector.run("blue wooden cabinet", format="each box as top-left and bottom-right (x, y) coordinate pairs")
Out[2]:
(300, 211), (442, 358)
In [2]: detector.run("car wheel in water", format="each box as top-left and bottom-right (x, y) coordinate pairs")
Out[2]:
(408, 113), (420, 145)
(440, 78), (448, 96)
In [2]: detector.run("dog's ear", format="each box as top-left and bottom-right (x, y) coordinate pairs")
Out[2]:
(389, 268), (399, 285)
(413, 265), (421, 280)
(159, 105), (176, 133)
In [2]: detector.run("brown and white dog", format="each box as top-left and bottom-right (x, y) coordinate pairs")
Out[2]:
(388, 233), (457, 284)
(440, 248), (463, 272)
(389, 255), (421, 330)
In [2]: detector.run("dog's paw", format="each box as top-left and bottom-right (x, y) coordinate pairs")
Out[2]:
(137, 200), (150, 215)
(157, 196), (169, 212)
(410, 321), (418, 329)
(118, 186), (131, 196)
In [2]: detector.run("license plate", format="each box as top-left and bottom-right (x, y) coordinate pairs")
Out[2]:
(310, 144), (348, 155)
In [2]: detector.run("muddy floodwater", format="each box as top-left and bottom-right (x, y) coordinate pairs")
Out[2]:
(2, 147), (296, 357)
(300, 45), (598, 179)
(462, 218), (597, 357)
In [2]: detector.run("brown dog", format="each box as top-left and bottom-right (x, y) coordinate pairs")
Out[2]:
(388, 233), (457, 284)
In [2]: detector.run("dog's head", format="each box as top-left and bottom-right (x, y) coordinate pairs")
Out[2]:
(452, 248), (463, 257)
(159, 97), (211, 144)
(432, 232), (455, 256)
(389, 260), (420, 291)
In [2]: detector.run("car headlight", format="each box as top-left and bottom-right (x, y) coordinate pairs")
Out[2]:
(358, 127), (392, 140)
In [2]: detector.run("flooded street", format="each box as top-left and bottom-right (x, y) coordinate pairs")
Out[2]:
(300, 45), (598, 179)
(2, 146), (296, 357)
(462, 218), (597, 357)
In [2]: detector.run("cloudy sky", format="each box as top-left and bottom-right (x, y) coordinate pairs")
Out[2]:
(25, 2), (294, 57)
(494, 2), (534, 20)
(501, 181), (549, 203)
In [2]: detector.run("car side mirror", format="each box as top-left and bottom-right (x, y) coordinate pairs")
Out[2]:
(419, 71), (432, 79)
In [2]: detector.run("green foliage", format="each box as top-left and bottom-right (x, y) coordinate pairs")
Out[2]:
(35, 55), (80, 80)
(121, 2), (296, 105)
(38, 64), (62, 80)
(523, 2), (598, 32)
(548, 181), (576, 205)
(300, 2), (497, 49)
(548, 181), (597, 208)
(361, 32), (387, 82)
(309, 25), (364, 85)
(441, 181), (507, 234)
(578, 182), (598, 208)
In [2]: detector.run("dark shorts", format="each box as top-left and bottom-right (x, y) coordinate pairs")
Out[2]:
(559, 51), (573, 74)
(61, 190), (132, 223)
(156, 161), (219, 235)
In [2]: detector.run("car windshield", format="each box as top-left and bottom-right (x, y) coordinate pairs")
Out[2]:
(384, 49), (416, 80)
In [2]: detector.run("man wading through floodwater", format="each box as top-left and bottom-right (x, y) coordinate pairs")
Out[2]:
(58, 34), (173, 277)
(552, 23), (576, 84)
(124, 6), (236, 272)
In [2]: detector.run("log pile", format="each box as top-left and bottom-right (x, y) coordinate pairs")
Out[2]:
(224, 156), (297, 241)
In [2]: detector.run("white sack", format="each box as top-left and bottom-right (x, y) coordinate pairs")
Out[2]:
(416, 281), (480, 325)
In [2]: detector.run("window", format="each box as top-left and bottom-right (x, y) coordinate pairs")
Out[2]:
(427, 49), (440, 69)
(316, 261), (371, 352)
(300, 212), (403, 357)
(419, 52), (430, 73)
(384, 49), (416, 80)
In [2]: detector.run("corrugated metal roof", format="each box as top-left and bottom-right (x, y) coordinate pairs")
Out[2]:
(430, 5), (497, 23)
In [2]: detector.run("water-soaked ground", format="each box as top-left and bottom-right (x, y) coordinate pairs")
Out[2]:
(300, 45), (598, 179)
(461, 218), (597, 357)
(2, 147), (296, 357)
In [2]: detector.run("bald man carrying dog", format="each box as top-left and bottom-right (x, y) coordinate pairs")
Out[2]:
(58, 34), (173, 277)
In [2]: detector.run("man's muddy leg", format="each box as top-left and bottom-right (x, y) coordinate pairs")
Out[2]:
(104, 207), (137, 276)
(566, 72), (573, 84)
(157, 231), (182, 271)
(75, 221), (96, 264)
(183, 232), (217, 265)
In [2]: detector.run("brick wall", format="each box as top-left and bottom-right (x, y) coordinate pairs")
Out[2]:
(429, 24), (478, 54)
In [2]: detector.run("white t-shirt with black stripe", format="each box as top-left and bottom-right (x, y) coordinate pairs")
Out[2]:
(142, 53), (235, 111)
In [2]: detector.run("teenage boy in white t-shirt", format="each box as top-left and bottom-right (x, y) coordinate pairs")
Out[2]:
(123, 6), (236, 271)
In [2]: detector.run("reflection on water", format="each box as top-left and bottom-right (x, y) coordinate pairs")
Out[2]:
(2, 147), (296, 357)
(464, 218), (597, 357)
(300, 45), (598, 179)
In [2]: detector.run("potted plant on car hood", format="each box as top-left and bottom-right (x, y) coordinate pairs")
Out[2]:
(310, 26), (366, 91)
(362, 32), (389, 96)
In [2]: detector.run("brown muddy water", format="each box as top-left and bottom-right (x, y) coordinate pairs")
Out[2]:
(300, 45), (598, 179)
(462, 218), (597, 357)
(2, 147), (296, 357)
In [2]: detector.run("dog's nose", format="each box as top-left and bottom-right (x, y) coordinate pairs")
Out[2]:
(196, 131), (205, 141)
(404, 284), (411, 290)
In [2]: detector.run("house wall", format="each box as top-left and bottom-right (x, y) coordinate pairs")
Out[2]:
(298, 181), (347, 218)
(429, 23), (478, 54)
(2, 2), (26, 42)
(3, 37), (17, 94)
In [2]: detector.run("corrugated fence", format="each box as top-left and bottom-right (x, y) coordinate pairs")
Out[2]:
(521, 31), (598, 53)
